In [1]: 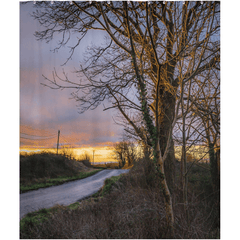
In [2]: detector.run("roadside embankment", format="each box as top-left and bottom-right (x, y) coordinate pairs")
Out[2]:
(20, 152), (101, 193)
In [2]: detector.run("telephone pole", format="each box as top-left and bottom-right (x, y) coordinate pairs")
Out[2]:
(57, 130), (60, 155)
(93, 150), (95, 166)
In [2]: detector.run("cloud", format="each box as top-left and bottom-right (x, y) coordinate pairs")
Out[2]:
(20, 3), (124, 149)
(20, 104), (123, 149)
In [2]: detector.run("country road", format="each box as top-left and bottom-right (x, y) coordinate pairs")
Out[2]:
(20, 169), (129, 219)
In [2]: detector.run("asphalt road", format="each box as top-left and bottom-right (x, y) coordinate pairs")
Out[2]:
(20, 169), (129, 219)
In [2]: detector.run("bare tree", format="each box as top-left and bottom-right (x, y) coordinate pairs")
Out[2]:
(32, 1), (220, 236)
(173, 64), (219, 222)
(191, 69), (220, 194)
(114, 140), (137, 168)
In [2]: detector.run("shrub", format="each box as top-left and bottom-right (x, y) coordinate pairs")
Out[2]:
(20, 151), (96, 192)
(20, 152), (79, 182)
(78, 152), (92, 167)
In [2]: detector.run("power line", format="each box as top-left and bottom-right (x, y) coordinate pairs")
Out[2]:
(20, 132), (57, 138)
(20, 136), (57, 140)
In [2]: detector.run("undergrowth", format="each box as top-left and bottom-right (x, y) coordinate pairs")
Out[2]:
(20, 156), (220, 239)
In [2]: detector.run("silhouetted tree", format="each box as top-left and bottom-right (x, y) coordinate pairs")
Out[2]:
(114, 141), (137, 168)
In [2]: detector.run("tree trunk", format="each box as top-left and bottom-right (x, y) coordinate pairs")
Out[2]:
(159, 92), (176, 193)
(163, 139), (175, 193)
(181, 87), (189, 219)
(160, 172), (175, 238)
(209, 143), (219, 193)
(216, 147), (220, 188)
(156, 142), (175, 238)
(209, 142), (220, 228)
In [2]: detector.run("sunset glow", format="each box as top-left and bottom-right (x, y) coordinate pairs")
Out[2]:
(20, 146), (118, 163)
(20, 3), (124, 154)
(20, 123), (120, 163)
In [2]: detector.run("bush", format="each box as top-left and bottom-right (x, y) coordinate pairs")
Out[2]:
(78, 152), (92, 167)
(20, 152), (79, 182)
(81, 159), (92, 168)
(60, 146), (74, 159)
(20, 152), (97, 192)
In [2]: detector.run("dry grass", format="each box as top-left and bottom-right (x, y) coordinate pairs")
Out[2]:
(22, 189), (167, 239)
(20, 156), (220, 239)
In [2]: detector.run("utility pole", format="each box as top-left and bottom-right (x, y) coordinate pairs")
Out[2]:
(57, 130), (60, 155)
(93, 150), (95, 166)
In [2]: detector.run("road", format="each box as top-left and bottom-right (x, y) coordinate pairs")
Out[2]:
(20, 169), (129, 219)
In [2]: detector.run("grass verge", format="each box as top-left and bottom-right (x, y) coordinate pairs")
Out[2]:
(20, 169), (101, 193)
(20, 203), (81, 238)
(20, 174), (123, 239)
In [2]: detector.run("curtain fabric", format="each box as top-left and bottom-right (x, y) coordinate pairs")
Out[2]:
(20, 2), (121, 157)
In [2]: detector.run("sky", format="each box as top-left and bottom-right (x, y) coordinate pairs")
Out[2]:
(20, 2), (124, 149)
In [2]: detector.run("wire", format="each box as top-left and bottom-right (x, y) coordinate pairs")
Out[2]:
(20, 136), (57, 140)
(20, 132), (57, 138)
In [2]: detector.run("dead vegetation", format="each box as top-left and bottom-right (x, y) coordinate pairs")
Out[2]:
(20, 156), (219, 239)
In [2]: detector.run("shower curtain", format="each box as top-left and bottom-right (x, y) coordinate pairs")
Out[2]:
(19, 2), (220, 238)
(20, 1), (120, 155)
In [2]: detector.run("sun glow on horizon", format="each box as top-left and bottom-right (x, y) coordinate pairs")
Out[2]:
(20, 124), (121, 163)
(20, 146), (119, 163)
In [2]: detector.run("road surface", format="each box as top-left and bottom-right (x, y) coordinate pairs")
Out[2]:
(20, 169), (129, 219)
